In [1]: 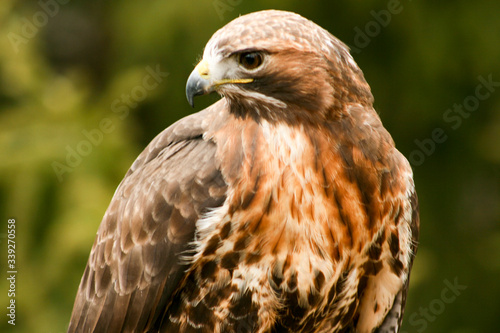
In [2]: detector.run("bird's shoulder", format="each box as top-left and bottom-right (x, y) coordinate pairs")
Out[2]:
(68, 100), (230, 332)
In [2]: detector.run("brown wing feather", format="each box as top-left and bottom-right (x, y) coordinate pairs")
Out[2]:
(68, 103), (228, 333)
(375, 190), (420, 333)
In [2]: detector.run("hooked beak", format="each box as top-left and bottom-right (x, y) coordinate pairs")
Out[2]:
(186, 59), (212, 108)
(186, 59), (254, 108)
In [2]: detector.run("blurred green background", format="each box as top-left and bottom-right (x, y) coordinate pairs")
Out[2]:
(1, 0), (499, 332)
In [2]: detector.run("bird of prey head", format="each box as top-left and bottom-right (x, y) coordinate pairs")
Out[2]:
(186, 10), (374, 124)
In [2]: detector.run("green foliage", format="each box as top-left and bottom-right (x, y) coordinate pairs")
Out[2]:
(0, 0), (499, 332)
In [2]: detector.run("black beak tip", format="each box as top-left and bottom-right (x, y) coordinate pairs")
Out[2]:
(187, 93), (195, 108)
(186, 88), (206, 108)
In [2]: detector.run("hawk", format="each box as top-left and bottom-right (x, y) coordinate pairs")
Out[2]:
(68, 10), (419, 333)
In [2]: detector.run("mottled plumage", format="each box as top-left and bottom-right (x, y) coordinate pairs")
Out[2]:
(68, 10), (419, 333)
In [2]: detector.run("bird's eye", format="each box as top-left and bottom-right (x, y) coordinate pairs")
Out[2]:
(239, 52), (264, 70)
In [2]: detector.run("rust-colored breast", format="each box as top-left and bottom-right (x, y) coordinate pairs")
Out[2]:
(164, 108), (416, 333)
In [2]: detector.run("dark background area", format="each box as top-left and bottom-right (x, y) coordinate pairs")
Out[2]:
(1, 0), (499, 332)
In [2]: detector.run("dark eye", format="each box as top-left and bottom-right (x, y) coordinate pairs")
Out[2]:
(239, 52), (264, 70)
